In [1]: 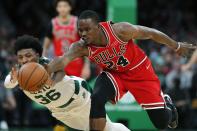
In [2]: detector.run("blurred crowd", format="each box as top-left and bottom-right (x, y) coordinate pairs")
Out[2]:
(138, 0), (197, 129)
(0, 0), (197, 130)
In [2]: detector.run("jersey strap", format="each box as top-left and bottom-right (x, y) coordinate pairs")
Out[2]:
(58, 80), (80, 108)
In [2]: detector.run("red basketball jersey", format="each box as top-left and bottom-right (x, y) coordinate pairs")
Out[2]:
(52, 16), (84, 76)
(52, 16), (80, 56)
(88, 21), (147, 72)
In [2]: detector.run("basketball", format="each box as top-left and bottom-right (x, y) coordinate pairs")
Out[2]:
(17, 62), (49, 92)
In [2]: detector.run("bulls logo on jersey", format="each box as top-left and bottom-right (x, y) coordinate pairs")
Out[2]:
(88, 21), (147, 72)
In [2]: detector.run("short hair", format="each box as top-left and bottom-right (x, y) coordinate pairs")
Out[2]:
(78, 10), (100, 24)
(54, 0), (72, 7)
(14, 35), (43, 57)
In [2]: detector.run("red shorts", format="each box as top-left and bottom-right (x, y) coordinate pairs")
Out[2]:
(104, 57), (165, 110)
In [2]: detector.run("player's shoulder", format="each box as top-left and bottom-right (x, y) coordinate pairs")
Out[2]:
(112, 22), (136, 41)
(112, 22), (134, 32)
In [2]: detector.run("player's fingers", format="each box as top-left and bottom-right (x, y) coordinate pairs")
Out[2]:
(180, 42), (196, 48)
(11, 67), (15, 73)
(182, 42), (195, 45)
(181, 42), (191, 45)
(182, 44), (194, 48)
(11, 68), (15, 80)
(12, 64), (19, 71)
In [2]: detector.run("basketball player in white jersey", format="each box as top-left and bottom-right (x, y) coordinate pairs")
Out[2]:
(4, 35), (130, 131)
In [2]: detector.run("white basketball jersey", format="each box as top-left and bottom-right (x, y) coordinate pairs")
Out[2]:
(24, 75), (90, 108)
(4, 75), (91, 130)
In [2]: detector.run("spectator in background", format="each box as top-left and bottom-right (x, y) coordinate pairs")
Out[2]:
(166, 77), (192, 129)
(42, 0), (90, 79)
(0, 85), (16, 130)
(165, 57), (193, 90)
(0, 57), (16, 130)
(181, 49), (197, 127)
(165, 52), (195, 128)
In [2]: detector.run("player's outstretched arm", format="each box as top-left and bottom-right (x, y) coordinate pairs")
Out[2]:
(47, 39), (89, 74)
(114, 22), (197, 57)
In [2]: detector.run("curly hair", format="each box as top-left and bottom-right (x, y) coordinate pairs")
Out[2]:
(14, 35), (43, 57)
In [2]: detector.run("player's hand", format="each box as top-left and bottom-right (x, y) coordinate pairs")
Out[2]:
(10, 65), (18, 83)
(175, 42), (197, 57)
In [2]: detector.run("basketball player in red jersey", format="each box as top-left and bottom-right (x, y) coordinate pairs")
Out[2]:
(48, 10), (197, 130)
(42, 0), (90, 79)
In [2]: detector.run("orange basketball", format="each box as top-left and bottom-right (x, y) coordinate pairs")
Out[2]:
(17, 62), (49, 92)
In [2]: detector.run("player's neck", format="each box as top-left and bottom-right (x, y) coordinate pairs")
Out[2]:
(96, 28), (108, 46)
(58, 15), (71, 24)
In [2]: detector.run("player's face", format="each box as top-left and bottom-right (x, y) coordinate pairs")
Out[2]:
(17, 49), (39, 65)
(78, 18), (99, 45)
(56, 1), (71, 17)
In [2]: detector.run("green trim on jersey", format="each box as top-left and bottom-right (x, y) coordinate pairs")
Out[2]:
(58, 80), (80, 108)
(69, 76), (92, 93)
(74, 80), (80, 94)
(81, 80), (93, 94)
(58, 98), (74, 108)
